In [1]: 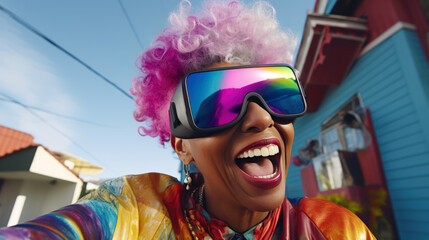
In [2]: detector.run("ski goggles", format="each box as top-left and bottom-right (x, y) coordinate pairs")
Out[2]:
(169, 64), (307, 138)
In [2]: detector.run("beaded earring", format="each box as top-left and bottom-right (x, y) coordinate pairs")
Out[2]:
(183, 163), (192, 190)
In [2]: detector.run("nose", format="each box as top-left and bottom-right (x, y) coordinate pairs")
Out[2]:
(240, 102), (274, 133)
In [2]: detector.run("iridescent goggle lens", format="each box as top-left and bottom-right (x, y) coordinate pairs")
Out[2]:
(185, 66), (305, 128)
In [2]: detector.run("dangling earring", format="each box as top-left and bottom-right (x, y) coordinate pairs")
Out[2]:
(183, 163), (192, 190)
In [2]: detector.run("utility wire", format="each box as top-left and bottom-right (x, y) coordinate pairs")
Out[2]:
(0, 92), (116, 173)
(0, 96), (110, 127)
(117, 0), (144, 50)
(0, 4), (134, 101)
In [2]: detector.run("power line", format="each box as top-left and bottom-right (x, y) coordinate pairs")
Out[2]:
(0, 96), (110, 128)
(117, 0), (144, 50)
(0, 92), (116, 173)
(0, 4), (134, 101)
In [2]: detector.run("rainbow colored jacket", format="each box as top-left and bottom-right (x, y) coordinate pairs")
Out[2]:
(0, 173), (375, 239)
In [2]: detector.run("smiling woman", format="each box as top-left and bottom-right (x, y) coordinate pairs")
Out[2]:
(0, 1), (375, 239)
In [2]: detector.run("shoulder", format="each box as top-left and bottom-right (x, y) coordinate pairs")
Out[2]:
(80, 173), (182, 239)
(82, 173), (181, 201)
(290, 198), (376, 240)
(82, 173), (183, 217)
(123, 172), (183, 215)
(124, 172), (181, 195)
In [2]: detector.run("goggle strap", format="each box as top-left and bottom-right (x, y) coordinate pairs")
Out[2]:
(169, 103), (181, 129)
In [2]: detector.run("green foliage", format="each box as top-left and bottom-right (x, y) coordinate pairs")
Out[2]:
(318, 189), (396, 239)
(316, 193), (363, 214)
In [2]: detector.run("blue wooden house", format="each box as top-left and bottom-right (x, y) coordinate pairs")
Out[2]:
(288, 0), (429, 239)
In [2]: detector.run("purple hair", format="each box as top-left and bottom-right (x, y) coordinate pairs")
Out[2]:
(130, 0), (297, 145)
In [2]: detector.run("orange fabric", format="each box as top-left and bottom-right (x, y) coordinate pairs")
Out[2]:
(254, 206), (282, 240)
(298, 198), (376, 240)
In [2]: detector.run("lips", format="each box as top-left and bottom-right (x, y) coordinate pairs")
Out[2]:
(235, 139), (282, 189)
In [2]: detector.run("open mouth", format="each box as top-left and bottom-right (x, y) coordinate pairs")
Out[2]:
(235, 143), (280, 179)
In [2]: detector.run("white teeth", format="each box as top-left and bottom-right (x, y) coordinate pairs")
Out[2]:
(269, 145), (279, 155)
(261, 147), (269, 157)
(254, 148), (261, 157)
(237, 144), (280, 159)
(248, 150), (255, 158)
(253, 167), (278, 179)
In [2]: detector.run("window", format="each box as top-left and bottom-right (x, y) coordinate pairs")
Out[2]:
(319, 93), (367, 154)
(321, 127), (342, 153)
(344, 127), (365, 151)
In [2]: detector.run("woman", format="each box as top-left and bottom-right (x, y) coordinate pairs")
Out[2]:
(0, 1), (375, 239)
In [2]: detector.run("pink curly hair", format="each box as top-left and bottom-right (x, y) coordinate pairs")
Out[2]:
(130, 0), (297, 145)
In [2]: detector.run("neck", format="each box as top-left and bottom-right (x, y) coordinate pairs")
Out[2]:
(203, 183), (269, 233)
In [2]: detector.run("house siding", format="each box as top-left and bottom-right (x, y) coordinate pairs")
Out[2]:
(285, 164), (304, 197)
(288, 29), (429, 239)
(324, 0), (338, 14)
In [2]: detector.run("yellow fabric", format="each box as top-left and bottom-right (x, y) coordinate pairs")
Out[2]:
(127, 173), (176, 239)
(112, 177), (139, 240)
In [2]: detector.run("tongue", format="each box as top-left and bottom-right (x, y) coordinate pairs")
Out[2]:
(239, 158), (274, 177)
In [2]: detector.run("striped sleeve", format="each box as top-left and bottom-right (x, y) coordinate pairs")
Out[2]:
(0, 177), (128, 240)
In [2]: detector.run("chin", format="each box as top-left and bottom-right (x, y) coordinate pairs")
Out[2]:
(252, 197), (285, 212)
(246, 186), (286, 212)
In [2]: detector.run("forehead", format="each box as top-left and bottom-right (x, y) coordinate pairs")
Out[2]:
(205, 62), (243, 70)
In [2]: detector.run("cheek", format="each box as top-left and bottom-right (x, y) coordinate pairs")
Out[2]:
(277, 123), (294, 159)
(189, 137), (228, 170)
(188, 135), (236, 186)
(188, 139), (211, 164)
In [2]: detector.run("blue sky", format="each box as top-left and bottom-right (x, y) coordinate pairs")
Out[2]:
(0, 0), (315, 180)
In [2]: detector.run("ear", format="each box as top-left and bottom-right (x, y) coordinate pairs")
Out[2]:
(170, 134), (194, 165)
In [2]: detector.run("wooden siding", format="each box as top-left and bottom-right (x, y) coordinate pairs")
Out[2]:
(324, 0), (338, 14)
(285, 164), (304, 197)
(289, 29), (429, 238)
